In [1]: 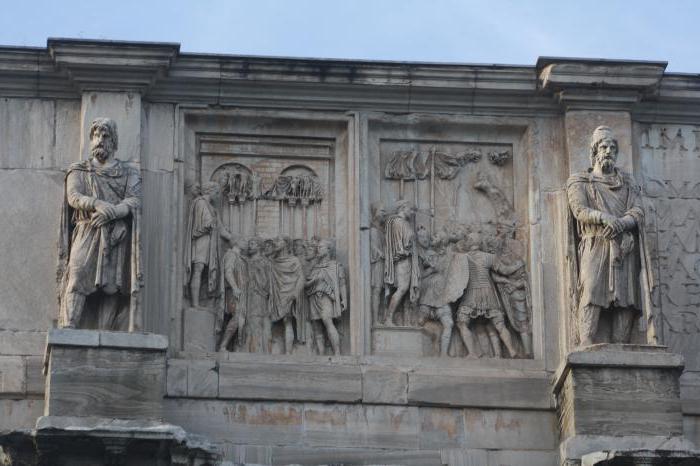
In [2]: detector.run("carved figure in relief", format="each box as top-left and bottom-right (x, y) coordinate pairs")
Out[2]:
(492, 239), (533, 357)
(671, 129), (688, 152)
(57, 118), (142, 330)
(306, 240), (347, 355)
(415, 226), (454, 355)
(243, 237), (272, 353)
(566, 126), (655, 346)
(185, 181), (232, 308)
(383, 200), (420, 326)
(454, 232), (523, 358)
(269, 237), (306, 354)
(218, 241), (248, 351)
(370, 202), (386, 324)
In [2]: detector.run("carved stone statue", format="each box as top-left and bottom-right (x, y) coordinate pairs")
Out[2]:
(244, 237), (272, 353)
(566, 126), (650, 346)
(383, 200), (420, 326)
(369, 202), (386, 324)
(305, 240), (347, 355)
(218, 240), (248, 351)
(269, 237), (306, 354)
(57, 117), (142, 331)
(415, 227), (454, 356)
(454, 232), (522, 358)
(185, 181), (232, 308)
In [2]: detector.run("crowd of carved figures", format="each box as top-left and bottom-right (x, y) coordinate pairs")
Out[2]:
(371, 199), (533, 359)
(372, 144), (533, 359)
(185, 178), (346, 355)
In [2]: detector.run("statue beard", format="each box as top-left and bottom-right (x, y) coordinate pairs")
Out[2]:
(91, 145), (112, 163)
(596, 155), (616, 173)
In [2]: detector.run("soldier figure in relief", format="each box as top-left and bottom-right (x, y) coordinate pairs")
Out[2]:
(185, 181), (232, 308)
(383, 200), (420, 326)
(218, 240), (248, 351)
(567, 126), (649, 346)
(305, 240), (347, 355)
(454, 232), (523, 358)
(57, 117), (142, 330)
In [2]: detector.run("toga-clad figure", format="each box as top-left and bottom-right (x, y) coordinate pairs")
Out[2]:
(218, 241), (248, 351)
(57, 117), (142, 330)
(305, 239), (347, 355)
(567, 126), (653, 346)
(269, 237), (306, 354)
(383, 200), (420, 326)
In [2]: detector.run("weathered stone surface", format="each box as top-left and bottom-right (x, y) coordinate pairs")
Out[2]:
(218, 358), (362, 402)
(272, 447), (443, 466)
(0, 399), (43, 430)
(187, 359), (218, 398)
(183, 307), (216, 354)
(45, 334), (167, 420)
(164, 399), (304, 446)
(408, 370), (552, 409)
(462, 409), (557, 450)
(166, 358), (188, 397)
(361, 365), (408, 404)
(0, 356), (25, 395)
(419, 407), (465, 449)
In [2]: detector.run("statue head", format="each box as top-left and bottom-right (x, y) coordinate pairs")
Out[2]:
(590, 126), (618, 173)
(248, 237), (261, 255)
(274, 236), (291, 255)
(465, 232), (482, 251)
(292, 239), (307, 257)
(316, 239), (334, 259)
(394, 200), (413, 219)
(416, 225), (431, 249)
(371, 201), (386, 224)
(306, 237), (319, 260)
(201, 181), (222, 203)
(89, 117), (118, 163)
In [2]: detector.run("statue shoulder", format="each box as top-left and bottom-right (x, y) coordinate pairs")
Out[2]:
(118, 160), (141, 178)
(66, 160), (91, 173)
(566, 170), (592, 188)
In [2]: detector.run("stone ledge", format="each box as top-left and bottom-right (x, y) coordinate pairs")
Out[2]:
(47, 328), (168, 350)
(553, 344), (684, 393)
(166, 355), (553, 409)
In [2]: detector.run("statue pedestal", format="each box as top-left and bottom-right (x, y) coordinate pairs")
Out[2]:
(553, 344), (698, 465)
(43, 328), (168, 420)
(372, 326), (430, 357)
(183, 307), (217, 353)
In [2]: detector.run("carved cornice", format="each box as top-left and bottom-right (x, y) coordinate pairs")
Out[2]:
(47, 38), (180, 93)
(0, 40), (698, 121)
(537, 57), (668, 111)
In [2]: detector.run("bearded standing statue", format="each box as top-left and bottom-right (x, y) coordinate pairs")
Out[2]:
(57, 118), (142, 331)
(566, 126), (655, 346)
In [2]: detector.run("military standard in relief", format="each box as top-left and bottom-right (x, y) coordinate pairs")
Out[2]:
(1, 39), (700, 465)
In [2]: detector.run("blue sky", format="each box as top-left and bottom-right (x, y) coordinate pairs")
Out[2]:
(0, 0), (697, 72)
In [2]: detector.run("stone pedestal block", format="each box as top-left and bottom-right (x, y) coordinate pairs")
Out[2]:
(372, 326), (430, 357)
(43, 328), (168, 420)
(553, 344), (696, 465)
(183, 307), (216, 353)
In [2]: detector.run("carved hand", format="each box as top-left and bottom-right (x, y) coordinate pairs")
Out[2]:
(94, 200), (118, 220)
(602, 218), (625, 239)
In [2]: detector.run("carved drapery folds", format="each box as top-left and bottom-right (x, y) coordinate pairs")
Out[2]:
(372, 141), (532, 359)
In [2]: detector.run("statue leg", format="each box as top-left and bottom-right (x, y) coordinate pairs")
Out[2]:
(189, 263), (205, 308)
(612, 307), (636, 343)
(322, 317), (341, 356)
(283, 315), (294, 354)
(385, 260), (410, 326)
(219, 317), (238, 351)
(98, 293), (123, 330)
(491, 313), (518, 358)
(63, 290), (86, 329)
(456, 308), (481, 358)
(312, 320), (326, 354)
(485, 322), (502, 358)
(437, 307), (454, 356)
(578, 303), (601, 346)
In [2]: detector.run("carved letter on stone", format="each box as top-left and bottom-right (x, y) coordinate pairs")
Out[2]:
(566, 126), (655, 347)
(57, 118), (143, 331)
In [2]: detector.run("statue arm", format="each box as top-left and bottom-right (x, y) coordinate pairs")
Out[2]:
(567, 181), (609, 225)
(66, 171), (98, 211)
(115, 168), (141, 219)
